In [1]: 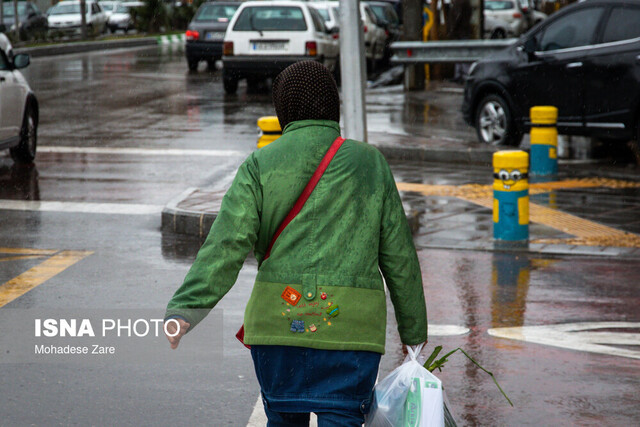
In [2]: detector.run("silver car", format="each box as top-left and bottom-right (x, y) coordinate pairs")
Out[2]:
(0, 34), (38, 164)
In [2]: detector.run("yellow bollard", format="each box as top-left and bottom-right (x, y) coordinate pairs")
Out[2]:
(493, 150), (529, 241)
(257, 116), (282, 149)
(530, 106), (558, 176)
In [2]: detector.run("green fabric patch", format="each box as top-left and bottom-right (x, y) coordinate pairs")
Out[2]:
(243, 281), (387, 354)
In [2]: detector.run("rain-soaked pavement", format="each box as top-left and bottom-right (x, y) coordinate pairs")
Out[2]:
(1, 45), (639, 426)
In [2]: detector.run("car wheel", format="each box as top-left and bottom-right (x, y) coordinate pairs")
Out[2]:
(10, 106), (38, 164)
(246, 77), (261, 92)
(475, 94), (522, 146)
(367, 43), (377, 73)
(223, 72), (238, 94)
(491, 29), (506, 39)
(187, 58), (199, 71)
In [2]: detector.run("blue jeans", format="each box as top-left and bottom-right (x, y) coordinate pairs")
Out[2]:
(250, 345), (381, 427)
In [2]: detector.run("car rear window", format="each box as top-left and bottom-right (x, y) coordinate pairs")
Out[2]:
(370, 4), (399, 25)
(233, 6), (308, 31)
(484, 1), (514, 11)
(602, 6), (640, 44)
(195, 4), (239, 22)
(49, 3), (81, 15)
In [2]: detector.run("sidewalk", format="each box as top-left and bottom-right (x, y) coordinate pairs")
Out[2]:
(14, 34), (184, 57)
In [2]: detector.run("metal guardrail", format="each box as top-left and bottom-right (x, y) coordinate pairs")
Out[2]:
(390, 39), (518, 64)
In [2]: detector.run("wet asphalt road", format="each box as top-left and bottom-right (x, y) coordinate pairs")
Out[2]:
(1, 45), (639, 426)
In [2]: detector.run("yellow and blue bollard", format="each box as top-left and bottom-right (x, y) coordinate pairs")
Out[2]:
(530, 106), (558, 176)
(257, 116), (282, 149)
(493, 150), (529, 241)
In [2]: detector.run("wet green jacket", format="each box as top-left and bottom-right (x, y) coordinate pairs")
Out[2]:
(165, 120), (427, 353)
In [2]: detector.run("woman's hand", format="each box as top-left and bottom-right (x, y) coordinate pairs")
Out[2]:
(164, 317), (191, 349)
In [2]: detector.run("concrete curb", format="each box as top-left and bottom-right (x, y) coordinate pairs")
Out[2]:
(15, 34), (185, 58)
(161, 188), (218, 240)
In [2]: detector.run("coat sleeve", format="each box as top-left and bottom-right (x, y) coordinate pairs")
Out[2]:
(378, 165), (428, 345)
(164, 154), (262, 329)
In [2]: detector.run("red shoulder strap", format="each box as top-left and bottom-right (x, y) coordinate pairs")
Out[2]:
(263, 136), (346, 261)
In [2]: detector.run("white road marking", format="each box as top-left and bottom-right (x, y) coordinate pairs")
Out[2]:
(247, 396), (318, 427)
(38, 146), (247, 157)
(0, 199), (163, 215)
(488, 322), (640, 360)
(429, 324), (470, 336)
(437, 87), (465, 94)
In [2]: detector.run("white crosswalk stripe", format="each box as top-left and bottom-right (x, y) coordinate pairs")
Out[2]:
(0, 199), (163, 215)
(38, 146), (247, 157)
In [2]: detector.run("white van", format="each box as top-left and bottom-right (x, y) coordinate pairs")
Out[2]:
(222, 1), (339, 94)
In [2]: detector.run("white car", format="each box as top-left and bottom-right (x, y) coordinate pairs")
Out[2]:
(483, 0), (529, 36)
(107, 1), (142, 33)
(360, 2), (386, 67)
(47, 0), (108, 36)
(327, 1), (386, 69)
(308, 1), (339, 32)
(99, 0), (120, 18)
(0, 34), (38, 164)
(222, 1), (339, 94)
(483, 16), (516, 39)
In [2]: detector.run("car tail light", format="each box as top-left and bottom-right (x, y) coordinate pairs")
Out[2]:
(305, 41), (317, 56)
(332, 33), (339, 40)
(364, 25), (368, 33)
(513, 12), (522, 18)
(223, 41), (234, 56)
(186, 30), (199, 41)
(385, 29), (389, 37)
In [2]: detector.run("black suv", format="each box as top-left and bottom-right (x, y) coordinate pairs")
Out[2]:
(185, 1), (240, 71)
(463, 0), (640, 148)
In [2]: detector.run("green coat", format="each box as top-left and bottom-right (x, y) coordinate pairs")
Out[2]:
(165, 120), (427, 353)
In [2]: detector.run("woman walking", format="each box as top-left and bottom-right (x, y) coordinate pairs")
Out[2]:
(164, 61), (427, 426)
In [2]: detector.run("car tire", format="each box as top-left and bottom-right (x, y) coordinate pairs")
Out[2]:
(367, 43), (377, 73)
(491, 29), (506, 39)
(187, 58), (199, 71)
(223, 72), (238, 94)
(475, 94), (522, 146)
(10, 105), (38, 165)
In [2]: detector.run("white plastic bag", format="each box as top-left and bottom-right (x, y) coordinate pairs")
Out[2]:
(366, 343), (445, 427)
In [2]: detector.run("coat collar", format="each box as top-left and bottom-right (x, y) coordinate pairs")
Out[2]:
(282, 120), (340, 135)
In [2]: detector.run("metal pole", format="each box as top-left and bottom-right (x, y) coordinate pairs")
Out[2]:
(80, 0), (87, 39)
(12, 0), (19, 40)
(339, 0), (367, 142)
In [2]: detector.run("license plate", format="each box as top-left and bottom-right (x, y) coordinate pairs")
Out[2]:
(205, 32), (225, 40)
(252, 42), (287, 51)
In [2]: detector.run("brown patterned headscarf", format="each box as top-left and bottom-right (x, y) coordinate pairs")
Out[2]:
(272, 61), (340, 130)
